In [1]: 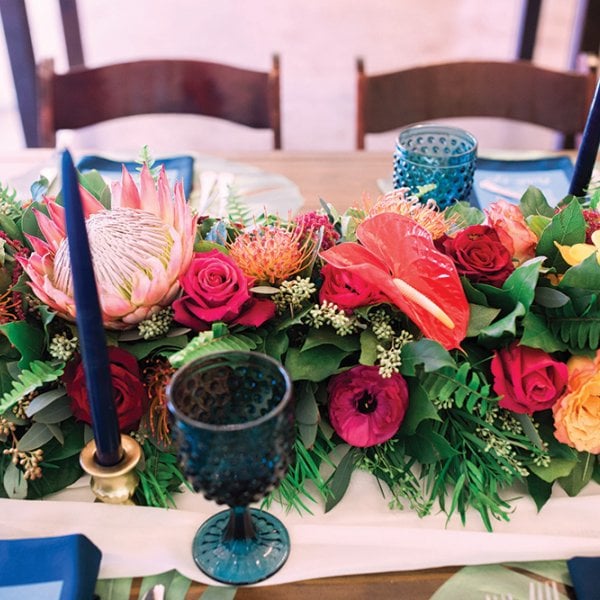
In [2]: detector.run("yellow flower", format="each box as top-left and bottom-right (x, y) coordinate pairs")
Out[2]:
(554, 230), (600, 266)
(552, 352), (600, 454)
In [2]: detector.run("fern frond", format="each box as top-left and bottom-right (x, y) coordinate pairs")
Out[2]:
(545, 295), (600, 351)
(226, 193), (254, 227)
(421, 364), (491, 411)
(169, 330), (263, 368)
(0, 360), (65, 415)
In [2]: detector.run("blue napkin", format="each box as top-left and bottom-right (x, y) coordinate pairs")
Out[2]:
(0, 534), (101, 600)
(567, 556), (600, 600)
(76, 154), (195, 199)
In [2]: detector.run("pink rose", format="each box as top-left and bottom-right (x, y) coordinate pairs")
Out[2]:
(485, 200), (537, 263)
(491, 342), (568, 414)
(319, 264), (386, 312)
(328, 365), (409, 447)
(173, 249), (275, 331)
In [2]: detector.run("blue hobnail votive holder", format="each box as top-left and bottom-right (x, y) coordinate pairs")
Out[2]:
(393, 124), (478, 209)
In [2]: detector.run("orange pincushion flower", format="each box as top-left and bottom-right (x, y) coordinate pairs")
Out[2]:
(228, 222), (314, 285)
(363, 189), (453, 240)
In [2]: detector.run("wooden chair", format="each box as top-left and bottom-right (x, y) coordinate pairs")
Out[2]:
(0, 0), (84, 147)
(37, 55), (282, 149)
(356, 57), (597, 150)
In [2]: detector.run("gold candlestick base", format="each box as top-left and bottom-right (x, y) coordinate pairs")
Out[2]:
(79, 434), (142, 505)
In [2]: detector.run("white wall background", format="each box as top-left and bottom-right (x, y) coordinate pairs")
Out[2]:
(0, 0), (580, 153)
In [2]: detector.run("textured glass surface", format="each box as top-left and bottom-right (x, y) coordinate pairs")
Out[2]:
(393, 124), (478, 209)
(168, 351), (294, 585)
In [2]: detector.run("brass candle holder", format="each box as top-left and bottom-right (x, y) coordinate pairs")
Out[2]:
(79, 434), (142, 505)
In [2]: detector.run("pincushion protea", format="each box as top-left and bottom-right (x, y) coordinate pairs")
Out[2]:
(20, 165), (197, 330)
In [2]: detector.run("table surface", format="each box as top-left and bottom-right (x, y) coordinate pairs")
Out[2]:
(0, 148), (584, 599)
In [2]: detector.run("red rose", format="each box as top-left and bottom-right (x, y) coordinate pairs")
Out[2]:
(491, 342), (568, 414)
(437, 224), (514, 286)
(319, 264), (386, 312)
(64, 347), (147, 431)
(328, 365), (409, 447)
(172, 249), (275, 331)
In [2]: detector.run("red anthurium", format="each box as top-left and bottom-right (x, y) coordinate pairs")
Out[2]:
(320, 213), (469, 349)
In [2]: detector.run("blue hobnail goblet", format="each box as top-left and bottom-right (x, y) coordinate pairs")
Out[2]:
(167, 351), (294, 585)
(393, 123), (478, 209)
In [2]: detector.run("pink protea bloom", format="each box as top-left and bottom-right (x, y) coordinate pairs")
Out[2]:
(20, 165), (198, 330)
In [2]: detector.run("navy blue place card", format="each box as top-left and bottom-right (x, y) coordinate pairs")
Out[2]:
(76, 154), (195, 199)
(472, 156), (574, 210)
(0, 534), (101, 600)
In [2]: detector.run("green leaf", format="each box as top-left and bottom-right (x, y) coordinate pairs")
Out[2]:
(123, 334), (189, 360)
(0, 360), (64, 414)
(501, 256), (545, 309)
(285, 346), (350, 382)
(536, 200), (585, 270)
(0, 321), (45, 368)
(557, 452), (595, 496)
(264, 329), (289, 362)
(529, 457), (577, 483)
(478, 301), (526, 341)
(0, 213), (24, 243)
(31, 396), (73, 424)
(560, 252), (600, 291)
(466, 304), (501, 337)
(526, 472), (553, 511)
(405, 429), (458, 464)
(527, 214), (552, 238)
(399, 339), (456, 376)
(3, 461), (27, 499)
(295, 382), (319, 448)
(358, 328), (379, 365)
(444, 201), (484, 227)
(534, 286), (570, 308)
(26, 454), (83, 498)
(169, 331), (261, 368)
(17, 422), (54, 451)
(520, 186), (554, 219)
(399, 381), (440, 435)
(78, 170), (111, 208)
(302, 328), (360, 353)
(325, 446), (355, 512)
(520, 312), (567, 352)
(20, 200), (48, 240)
(25, 387), (67, 417)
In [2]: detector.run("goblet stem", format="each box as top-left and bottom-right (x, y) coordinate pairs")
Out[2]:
(224, 506), (256, 541)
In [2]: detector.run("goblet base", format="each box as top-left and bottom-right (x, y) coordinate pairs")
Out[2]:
(192, 507), (290, 585)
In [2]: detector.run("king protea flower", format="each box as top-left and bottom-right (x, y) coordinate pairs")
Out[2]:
(20, 165), (198, 330)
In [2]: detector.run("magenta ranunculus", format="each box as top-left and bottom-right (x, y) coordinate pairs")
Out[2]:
(327, 365), (409, 447)
(172, 249), (275, 331)
(319, 264), (386, 312)
(491, 342), (568, 414)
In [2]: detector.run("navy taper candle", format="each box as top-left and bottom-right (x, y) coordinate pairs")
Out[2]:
(62, 150), (122, 466)
(569, 79), (600, 197)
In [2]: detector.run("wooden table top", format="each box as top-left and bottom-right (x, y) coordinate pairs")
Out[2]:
(0, 148), (576, 599)
(0, 150), (392, 213)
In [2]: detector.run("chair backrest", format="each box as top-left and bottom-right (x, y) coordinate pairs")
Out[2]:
(356, 58), (597, 150)
(37, 55), (282, 149)
(0, 0), (84, 147)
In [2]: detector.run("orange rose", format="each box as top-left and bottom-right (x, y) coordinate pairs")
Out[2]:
(552, 352), (600, 454)
(485, 200), (537, 264)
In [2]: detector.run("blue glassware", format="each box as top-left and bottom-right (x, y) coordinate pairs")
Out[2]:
(167, 351), (294, 585)
(393, 124), (478, 209)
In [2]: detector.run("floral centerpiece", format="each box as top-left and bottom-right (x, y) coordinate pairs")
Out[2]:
(0, 154), (599, 531)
